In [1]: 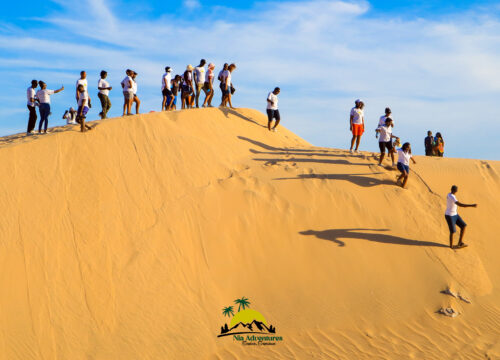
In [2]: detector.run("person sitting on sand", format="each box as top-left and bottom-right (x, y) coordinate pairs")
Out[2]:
(36, 81), (64, 134)
(424, 130), (434, 156)
(445, 185), (477, 249)
(376, 117), (399, 167)
(434, 132), (444, 157)
(376, 107), (393, 139)
(98, 70), (112, 119)
(194, 59), (206, 108)
(131, 71), (140, 114)
(349, 100), (364, 153)
(121, 69), (134, 116)
(266, 87), (281, 132)
(162, 67), (173, 111)
(76, 84), (92, 132)
(63, 107), (77, 125)
(182, 65), (194, 109)
(396, 142), (416, 188)
(202, 63), (215, 108)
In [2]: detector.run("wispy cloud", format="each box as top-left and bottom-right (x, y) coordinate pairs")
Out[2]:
(183, 0), (201, 10)
(1, 0), (499, 159)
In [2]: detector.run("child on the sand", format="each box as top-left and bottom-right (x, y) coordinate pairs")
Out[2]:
(396, 142), (416, 188)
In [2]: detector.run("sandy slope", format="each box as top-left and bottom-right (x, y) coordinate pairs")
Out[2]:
(0, 108), (499, 360)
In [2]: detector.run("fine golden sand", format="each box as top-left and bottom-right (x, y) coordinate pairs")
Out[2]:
(0, 108), (499, 359)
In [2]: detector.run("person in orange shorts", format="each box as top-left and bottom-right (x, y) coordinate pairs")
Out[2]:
(349, 100), (365, 153)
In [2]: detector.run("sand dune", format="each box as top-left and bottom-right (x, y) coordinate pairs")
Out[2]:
(0, 108), (499, 359)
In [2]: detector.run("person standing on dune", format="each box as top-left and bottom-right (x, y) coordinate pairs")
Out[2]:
(202, 63), (215, 108)
(349, 100), (364, 153)
(266, 87), (281, 132)
(121, 69), (134, 116)
(396, 142), (416, 188)
(26, 80), (38, 135)
(194, 59), (206, 108)
(218, 63), (228, 106)
(222, 63), (236, 108)
(445, 185), (477, 249)
(76, 71), (90, 109)
(131, 71), (140, 114)
(162, 66), (173, 111)
(376, 107), (393, 139)
(376, 117), (398, 167)
(98, 71), (112, 119)
(76, 84), (92, 132)
(36, 81), (64, 134)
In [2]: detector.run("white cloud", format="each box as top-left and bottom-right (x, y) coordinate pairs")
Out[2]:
(183, 0), (201, 10)
(1, 0), (500, 159)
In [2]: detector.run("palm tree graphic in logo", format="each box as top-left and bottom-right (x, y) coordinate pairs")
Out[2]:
(218, 297), (276, 337)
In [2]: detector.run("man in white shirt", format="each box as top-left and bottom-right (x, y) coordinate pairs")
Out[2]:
(375, 117), (398, 167)
(26, 80), (38, 135)
(98, 70), (112, 119)
(76, 71), (91, 107)
(349, 100), (364, 153)
(162, 66), (173, 111)
(266, 87), (281, 132)
(121, 69), (134, 116)
(376, 107), (393, 138)
(193, 59), (206, 108)
(131, 71), (140, 114)
(77, 84), (92, 132)
(221, 63), (236, 108)
(445, 185), (477, 249)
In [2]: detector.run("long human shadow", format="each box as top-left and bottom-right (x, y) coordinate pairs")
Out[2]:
(300, 228), (448, 248)
(254, 157), (371, 167)
(219, 108), (266, 127)
(238, 136), (328, 153)
(275, 173), (394, 188)
(250, 148), (346, 158)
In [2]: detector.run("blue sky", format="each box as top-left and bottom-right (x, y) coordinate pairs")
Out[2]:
(1, 0), (500, 160)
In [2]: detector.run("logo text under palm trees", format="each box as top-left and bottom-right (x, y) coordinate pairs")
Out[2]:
(218, 297), (283, 345)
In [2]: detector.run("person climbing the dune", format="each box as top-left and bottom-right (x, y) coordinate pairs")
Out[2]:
(445, 185), (477, 249)
(376, 117), (398, 167)
(396, 142), (416, 188)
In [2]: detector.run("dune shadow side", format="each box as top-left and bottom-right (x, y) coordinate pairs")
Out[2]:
(300, 228), (448, 248)
(275, 173), (395, 187)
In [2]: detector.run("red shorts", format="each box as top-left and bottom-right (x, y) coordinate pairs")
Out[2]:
(352, 124), (364, 136)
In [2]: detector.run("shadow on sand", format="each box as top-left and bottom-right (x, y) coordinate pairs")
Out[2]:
(300, 228), (447, 248)
(220, 108), (266, 127)
(275, 173), (395, 187)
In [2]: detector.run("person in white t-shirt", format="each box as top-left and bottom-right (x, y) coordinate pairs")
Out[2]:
(349, 100), (364, 153)
(76, 84), (92, 132)
(131, 71), (140, 114)
(445, 185), (477, 249)
(162, 66), (173, 111)
(193, 59), (206, 108)
(76, 71), (91, 108)
(202, 63), (215, 108)
(375, 117), (399, 167)
(221, 63), (236, 108)
(121, 69), (134, 116)
(26, 80), (39, 135)
(98, 70), (112, 119)
(63, 107), (77, 125)
(376, 107), (393, 138)
(396, 142), (416, 188)
(266, 87), (281, 132)
(36, 81), (64, 134)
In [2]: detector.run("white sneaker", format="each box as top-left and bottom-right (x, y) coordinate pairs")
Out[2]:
(349, 149), (354, 154)
(272, 128), (278, 132)
(354, 150), (359, 154)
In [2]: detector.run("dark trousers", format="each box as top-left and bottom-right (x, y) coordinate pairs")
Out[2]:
(39, 103), (50, 132)
(27, 105), (37, 133)
(98, 93), (111, 119)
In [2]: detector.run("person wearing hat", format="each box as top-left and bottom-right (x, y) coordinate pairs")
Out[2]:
(349, 100), (364, 153)
(194, 59), (206, 108)
(131, 71), (140, 114)
(202, 63), (215, 107)
(121, 69), (134, 116)
(162, 66), (173, 111)
(182, 65), (194, 109)
(98, 70), (112, 119)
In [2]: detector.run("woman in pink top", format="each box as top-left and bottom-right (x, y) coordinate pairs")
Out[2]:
(202, 63), (215, 107)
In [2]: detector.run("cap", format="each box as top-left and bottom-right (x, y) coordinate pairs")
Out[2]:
(186, 64), (194, 71)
